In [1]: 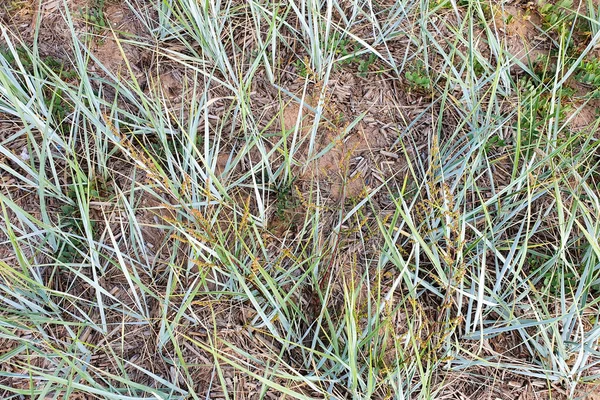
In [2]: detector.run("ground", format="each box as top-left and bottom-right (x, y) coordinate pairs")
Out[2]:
(1, 0), (600, 399)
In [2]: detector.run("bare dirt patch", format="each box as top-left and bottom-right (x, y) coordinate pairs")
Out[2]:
(274, 72), (419, 203)
(492, 4), (548, 66)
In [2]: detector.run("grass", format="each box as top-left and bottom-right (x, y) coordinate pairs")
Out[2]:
(1, 0), (600, 398)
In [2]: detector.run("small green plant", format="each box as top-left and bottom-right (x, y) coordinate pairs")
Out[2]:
(328, 33), (380, 76)
(56, 206), (87, 264)
(518, 94), (557, 150)
(484, 134), (507, 153)
(81, 0), (107, 35)
(542, 266), (579, 295)
(46, 87), (74, 131)
(405, 70), (431, 89)
(0, 46), (31, 69)
(538, 0), (589, 41)
(405, 60), (431, 90)
(328, 31), (353, 61)
(576, 59), (600, 87)
(54, 179), (111, 263)
(0, 46), (77, 80)
(274, 179), (299, 219)
(539, 0), (574, 29)
(56, 189), (88, 264)
(358, 53), (377, 77)
(293, 57), (309, 78)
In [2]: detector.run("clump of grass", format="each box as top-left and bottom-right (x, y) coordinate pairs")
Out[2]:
(0, 0), (600, 399)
